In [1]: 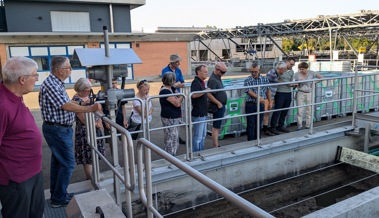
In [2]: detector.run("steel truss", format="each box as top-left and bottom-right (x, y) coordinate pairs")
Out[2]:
(193, 10), (379, 61)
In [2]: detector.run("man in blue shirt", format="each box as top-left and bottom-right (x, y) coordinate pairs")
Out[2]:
(161, 54), (185, 92)
(162, 54), (186, 144)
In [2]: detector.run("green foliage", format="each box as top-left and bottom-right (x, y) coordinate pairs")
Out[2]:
(282, 36), (377, 52)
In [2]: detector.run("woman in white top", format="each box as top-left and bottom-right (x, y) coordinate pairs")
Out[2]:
(294, 62), (323, 130)
(127, 80), (153, 139)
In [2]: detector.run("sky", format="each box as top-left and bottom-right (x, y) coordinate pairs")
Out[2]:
(131, 0), (379, 33)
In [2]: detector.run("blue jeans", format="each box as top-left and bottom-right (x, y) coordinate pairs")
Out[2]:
(192, 116), (207, 152)
(270, 92), (292, 128)
(42, 123), (75, 203)
(245, 102), (264, 141)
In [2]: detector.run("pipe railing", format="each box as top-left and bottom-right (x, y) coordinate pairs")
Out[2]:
(84, 71), (379, 217)
(85, 111), (136, 217)
(136, 138), (275, 218)
(169, 73), (379, 160)
(352, 65), (379, 127)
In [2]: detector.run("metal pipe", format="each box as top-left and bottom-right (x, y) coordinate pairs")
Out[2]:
(136, 138), (274, 218)
(109, 4), (114, 33)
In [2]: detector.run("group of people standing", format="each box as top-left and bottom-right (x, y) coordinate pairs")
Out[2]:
(244, 58), (323, 141)
(0, 54), (323, 217)
(159, 54), (228, 156)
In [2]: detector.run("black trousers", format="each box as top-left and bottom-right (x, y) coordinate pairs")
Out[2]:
(0, 171), (45, 218)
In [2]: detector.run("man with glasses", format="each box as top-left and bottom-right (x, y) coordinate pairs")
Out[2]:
(39, 56), (102, 208)
(244, 63), (272, 141)
(207, 62), (227, 148)
(267, 58), (296, 135)
(0, 57), (45, 218)
(162, 54), (186, 144)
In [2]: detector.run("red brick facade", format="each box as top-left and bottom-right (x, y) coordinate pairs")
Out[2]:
(131, 41), (189, 78)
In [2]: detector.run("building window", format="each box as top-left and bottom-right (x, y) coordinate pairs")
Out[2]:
(9, 45), (85, 85)
(236, 45), (245, 52)
(51, 11), (90, 32)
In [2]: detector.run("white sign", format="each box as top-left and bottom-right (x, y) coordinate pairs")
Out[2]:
(333, 50), (339, 60)
(358, 54), (364, 63)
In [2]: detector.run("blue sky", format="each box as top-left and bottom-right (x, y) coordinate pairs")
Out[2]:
(131, 0), (379, 32)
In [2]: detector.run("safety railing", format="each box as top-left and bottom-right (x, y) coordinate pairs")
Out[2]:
(140, 72), (379, 161)
(136, 138), (275, 218)
(85, 110), (137, 218)
(352, 65), (379, 127)
(145, 92), (190, 157)
(84, 70), (379, 217)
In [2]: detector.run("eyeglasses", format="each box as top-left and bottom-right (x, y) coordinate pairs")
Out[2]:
(216, 68), (227, 74)
(21, 74), (39, 78)
(61, 66), (73, 70)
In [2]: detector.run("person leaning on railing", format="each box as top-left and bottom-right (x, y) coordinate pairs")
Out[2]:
(39, 56), (102, 208)
(72, 78), (106, 181)
(294, 62), (324, 131)
(159, 72), (184, 156)
(127, 79), (154, 140)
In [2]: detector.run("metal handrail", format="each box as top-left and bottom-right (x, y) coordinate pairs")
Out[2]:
(145, 92), (189, 157)
(352, 65), (379, 127)
(85, 111), (136, 217)
(136, 138), (275, 218)
(83, 71), (379, 217)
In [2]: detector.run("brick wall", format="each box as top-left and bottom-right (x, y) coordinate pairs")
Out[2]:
(0, 44), (6, 69)
(131, 41), (189, 78)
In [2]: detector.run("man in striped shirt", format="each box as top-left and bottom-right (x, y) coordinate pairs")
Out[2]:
(244, 63), (272, 141)
(39, 56), (101, 208)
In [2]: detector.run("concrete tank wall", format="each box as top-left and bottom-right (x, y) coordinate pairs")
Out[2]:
(130, 126), (364, 216)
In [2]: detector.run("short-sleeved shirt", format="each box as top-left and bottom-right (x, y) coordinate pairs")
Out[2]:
(159, 86), (181, 119)
(0, 83), (42, 185)
(39, 73), (75, 125)
(276, 70), (294, 93)
(191, 76), (208, 117)
(131, 95), (153, 124)
(244, 75), (271, 103)
(207, 72), (227, 105)
(161, 65), (184, 92)
(294, 70), (320, 93)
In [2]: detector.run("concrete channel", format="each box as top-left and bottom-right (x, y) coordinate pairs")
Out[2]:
(92, 119), (379, 217)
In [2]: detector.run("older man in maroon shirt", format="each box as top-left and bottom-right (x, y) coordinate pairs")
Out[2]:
(0, 56), (45, 218)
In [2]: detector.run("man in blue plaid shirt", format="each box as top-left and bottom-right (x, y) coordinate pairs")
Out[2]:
(244, 63), (272, 141)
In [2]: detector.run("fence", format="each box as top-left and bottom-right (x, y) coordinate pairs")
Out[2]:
(86, 68), (379, 217)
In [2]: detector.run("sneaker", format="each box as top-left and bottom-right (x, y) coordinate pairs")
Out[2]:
(277, 126), (290, 133)
(264, 131), (275, 136)
(270, 128), (280, 135)
(51, 199), (70, 208)
(179, 137), (186, 144)
(67, 192), (75, 201)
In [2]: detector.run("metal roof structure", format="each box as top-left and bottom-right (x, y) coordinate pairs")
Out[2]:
(192, 10), (379, 61)
(195, 10), (379, 40)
